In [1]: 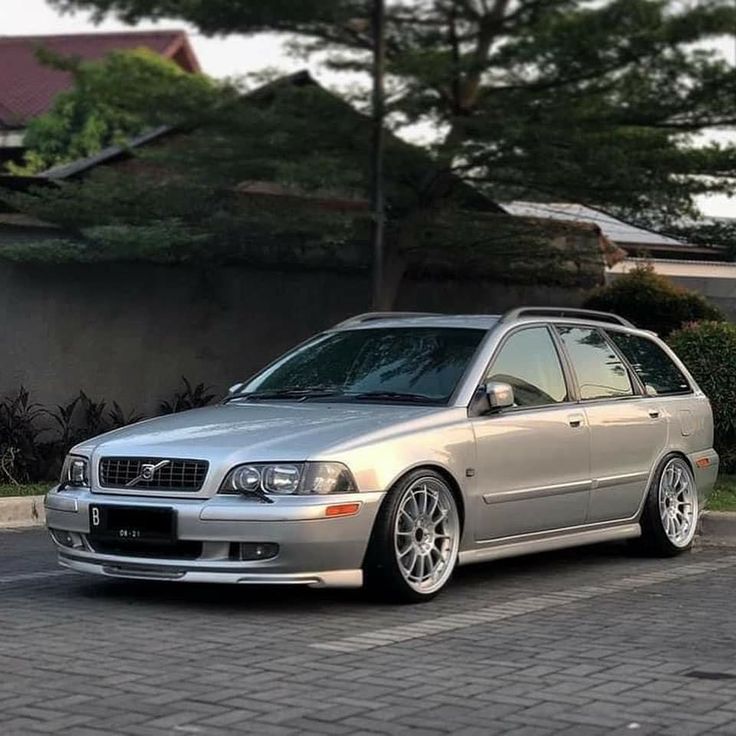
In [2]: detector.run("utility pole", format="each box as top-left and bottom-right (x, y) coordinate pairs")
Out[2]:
(370, 0), (387, 309)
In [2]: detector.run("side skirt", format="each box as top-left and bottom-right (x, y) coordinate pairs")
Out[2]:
(458, 522), (641, 567)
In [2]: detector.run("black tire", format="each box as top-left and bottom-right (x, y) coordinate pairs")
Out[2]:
(363, 468), (461, 604)
(638, 454), (699, 557)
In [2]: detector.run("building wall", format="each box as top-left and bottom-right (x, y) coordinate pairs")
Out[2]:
(606, 260), (736, 320)
(657, 276), (736, 320)
(0, 262), (588, 414)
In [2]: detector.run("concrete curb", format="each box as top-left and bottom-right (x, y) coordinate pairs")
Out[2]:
(699, 510), (736, 547)
(0, 495), (46, 529)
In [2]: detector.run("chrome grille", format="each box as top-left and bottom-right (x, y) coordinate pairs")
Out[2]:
(99, 458), (208, 492)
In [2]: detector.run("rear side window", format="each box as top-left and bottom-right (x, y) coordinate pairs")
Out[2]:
(607, 331), (691, 396)
(557, 326), (633, 400)
(487, 326), (568, 407)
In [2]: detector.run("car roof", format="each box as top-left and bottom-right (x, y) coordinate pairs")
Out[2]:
(331, 308), (636, 333)
(332, 313), (501, 331)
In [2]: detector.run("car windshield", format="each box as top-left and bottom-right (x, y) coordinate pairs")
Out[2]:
(235, 327), (486, 405)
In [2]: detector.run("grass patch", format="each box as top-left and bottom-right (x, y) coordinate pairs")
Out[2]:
(708, 475), (736, 512)
(0, 483), (52, 498)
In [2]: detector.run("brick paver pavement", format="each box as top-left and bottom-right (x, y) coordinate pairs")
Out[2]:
(2, 529), (736, 735)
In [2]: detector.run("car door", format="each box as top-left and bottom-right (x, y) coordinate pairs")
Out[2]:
(555, 325), (669, 523)
(470, 325), (591, 541)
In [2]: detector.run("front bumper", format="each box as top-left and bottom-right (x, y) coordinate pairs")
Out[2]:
(45, 487), (385, 588)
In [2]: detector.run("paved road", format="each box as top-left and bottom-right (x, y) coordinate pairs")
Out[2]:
(2, 530), (736, 736)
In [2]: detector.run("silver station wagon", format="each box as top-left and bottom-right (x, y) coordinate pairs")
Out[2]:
(46, 308), (718, 602)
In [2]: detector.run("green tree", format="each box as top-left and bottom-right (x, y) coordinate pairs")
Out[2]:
(46, 0), (736, 302)
(48, 2), (736, 202)
(10, 47), (223, 173)
(670, 322), (736, 471)
(3, 74), (606, 292)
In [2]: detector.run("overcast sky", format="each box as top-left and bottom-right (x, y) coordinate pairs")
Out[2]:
(2, 0), (734, 218)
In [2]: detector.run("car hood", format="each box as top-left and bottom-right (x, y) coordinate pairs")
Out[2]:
(75, 401), (450, 464)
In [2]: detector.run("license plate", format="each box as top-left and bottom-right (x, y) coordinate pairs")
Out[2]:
(88, 505), (175, 543)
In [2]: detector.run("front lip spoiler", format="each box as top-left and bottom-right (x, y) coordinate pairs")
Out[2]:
(58, 551), (363, 588)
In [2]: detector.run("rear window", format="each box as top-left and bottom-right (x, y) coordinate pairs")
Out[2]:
(607, 331), (691, 396)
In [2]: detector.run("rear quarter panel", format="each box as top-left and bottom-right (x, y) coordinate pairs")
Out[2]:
(656, 338), (719, 505)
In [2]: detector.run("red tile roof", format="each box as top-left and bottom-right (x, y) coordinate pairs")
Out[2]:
(0, 30), (200, 128)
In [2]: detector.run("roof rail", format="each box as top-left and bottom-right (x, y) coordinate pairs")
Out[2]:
(332, 311), (440, 329)
(500, 307), (634, 328)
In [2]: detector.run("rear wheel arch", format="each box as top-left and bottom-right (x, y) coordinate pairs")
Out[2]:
(638, 451), (698, 556)
(639, 450), (695, 518)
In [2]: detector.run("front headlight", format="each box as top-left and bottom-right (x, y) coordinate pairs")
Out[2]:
(220, 462), (357, 496)
(60, 455), (89, 488)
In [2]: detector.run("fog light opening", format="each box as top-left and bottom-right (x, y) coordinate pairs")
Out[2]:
(230, 542), (279, 561)
(50, 528), (85, 549)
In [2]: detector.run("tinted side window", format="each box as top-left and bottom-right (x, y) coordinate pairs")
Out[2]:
(557, 326), (633, 400)
(487, 327), (568, 407)
(607, 331), (691, 396)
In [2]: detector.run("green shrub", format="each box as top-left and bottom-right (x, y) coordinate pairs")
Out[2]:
(669, 321), (736, 472)
(584, 265), (723, 336)
(0, 379), (217, 483)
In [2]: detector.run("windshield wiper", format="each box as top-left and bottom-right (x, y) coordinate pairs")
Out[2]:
(350, 391), (440, 404)
(225, 388), (441, 404)
(225, 388), (345, 403)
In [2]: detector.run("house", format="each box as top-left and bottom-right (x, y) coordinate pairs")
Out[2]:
(500, 202), (725, 261)
(0, 70), (614, 295)
(500, 201), (736, 316)
(0, 30), (200, 165)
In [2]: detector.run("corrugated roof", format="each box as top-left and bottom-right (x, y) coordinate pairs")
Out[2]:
(500, 201), (685, 247)
(0, 30), (200, 128)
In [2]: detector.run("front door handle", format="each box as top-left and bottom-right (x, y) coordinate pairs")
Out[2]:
(568, 414), (584, 428)
(649, 409), (661, 419)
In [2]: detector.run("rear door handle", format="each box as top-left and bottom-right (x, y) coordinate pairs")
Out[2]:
(568, 414), (584, 428)
(649, 409), (661, 419)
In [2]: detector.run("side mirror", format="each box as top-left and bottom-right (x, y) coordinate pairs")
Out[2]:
(228, 382), (244, 396)
(485, 381), (515, 411)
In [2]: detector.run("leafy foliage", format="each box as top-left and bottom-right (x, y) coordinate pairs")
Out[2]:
(0, 387), (45, 484)
(160, 377), (217, 415)
(0, 379), (212, 483)
(8, 48), (224, 174)
(669, 322), (736, 472)
(2, 77), (607, 285)
(583, 266), (723, 336)
(6, 1), (736, 304)
(48, 0), (736, 231)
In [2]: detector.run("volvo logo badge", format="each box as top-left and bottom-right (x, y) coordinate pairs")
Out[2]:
(126, 459), (170, 487)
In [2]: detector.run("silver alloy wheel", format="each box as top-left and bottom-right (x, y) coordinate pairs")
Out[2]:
(658, 458), (698, 548)
(394, 477), (460, 595)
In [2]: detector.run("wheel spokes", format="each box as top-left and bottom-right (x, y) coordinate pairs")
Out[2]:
(658, 460), (697, 547)
(393, 478), (459, 593)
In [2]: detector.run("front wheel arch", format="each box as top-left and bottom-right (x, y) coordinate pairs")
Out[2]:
(376, 463), (465, 535)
